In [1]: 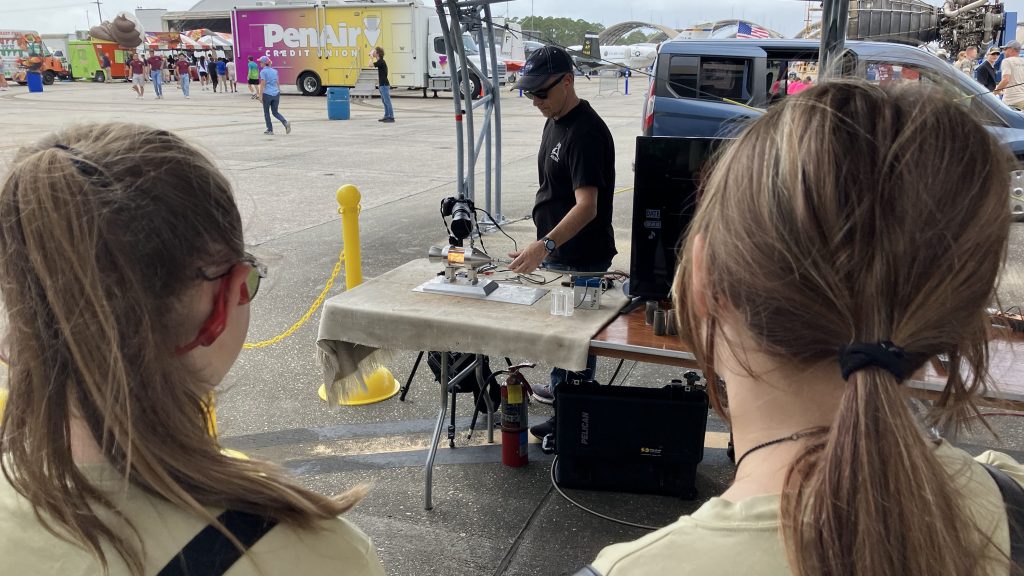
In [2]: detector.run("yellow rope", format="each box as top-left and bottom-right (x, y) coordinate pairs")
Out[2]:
(243, 250), (346, 349)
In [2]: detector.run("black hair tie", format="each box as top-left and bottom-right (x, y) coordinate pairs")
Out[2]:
(838, 340), (913, 381)
(51, 143), (107, 183)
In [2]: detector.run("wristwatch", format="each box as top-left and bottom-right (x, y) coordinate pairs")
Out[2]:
(541, 236), (556, 253)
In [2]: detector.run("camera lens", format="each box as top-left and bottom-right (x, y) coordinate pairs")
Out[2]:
(450, 201), (474, 240)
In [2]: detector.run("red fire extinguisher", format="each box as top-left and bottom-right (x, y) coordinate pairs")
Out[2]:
(501, 363), (535, 467)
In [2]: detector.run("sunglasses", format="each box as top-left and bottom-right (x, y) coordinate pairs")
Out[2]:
(525, 75), (566, 101)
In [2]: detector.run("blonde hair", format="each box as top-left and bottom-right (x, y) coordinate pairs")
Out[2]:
(0, 123), (363, 575)
(675, 81), (1011, 575)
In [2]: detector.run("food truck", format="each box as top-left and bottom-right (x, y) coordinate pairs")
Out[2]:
(0, 30), (70, 84)
(68, 40), (133, 82)
(231, 0), (505, 96)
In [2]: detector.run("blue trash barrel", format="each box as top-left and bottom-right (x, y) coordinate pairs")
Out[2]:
(326, 87), (350, 120)
(26, 71), (43, 93)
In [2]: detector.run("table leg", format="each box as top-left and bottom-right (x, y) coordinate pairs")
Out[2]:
(476, 356), (495, 443)
(425, 351), (449, 510)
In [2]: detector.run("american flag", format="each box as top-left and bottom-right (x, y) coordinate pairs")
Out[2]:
(737, 22), (770, 39)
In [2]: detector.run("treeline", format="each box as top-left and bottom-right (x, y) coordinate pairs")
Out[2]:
(510, 16), (603, 47)
(509, 16), (658, 46)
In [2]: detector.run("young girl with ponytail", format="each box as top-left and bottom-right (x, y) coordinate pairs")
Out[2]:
(588, 81), (1024, 575)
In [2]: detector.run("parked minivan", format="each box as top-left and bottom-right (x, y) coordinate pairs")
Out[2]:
(641, 39), (1024, 219)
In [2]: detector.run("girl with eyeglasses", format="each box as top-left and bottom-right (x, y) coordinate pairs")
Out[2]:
(0, 123), (385, 576)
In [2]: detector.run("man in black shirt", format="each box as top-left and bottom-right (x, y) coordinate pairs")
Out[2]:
(371, 47), (395, 122)
(508, 46), (617, 438)
(977, 46), (1000, 92)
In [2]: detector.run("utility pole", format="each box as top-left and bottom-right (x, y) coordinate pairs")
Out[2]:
(819, 0), (850, 80)
(93, 0), (103, 23)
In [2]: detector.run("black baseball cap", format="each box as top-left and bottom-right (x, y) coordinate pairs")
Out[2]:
(513, 46), (574, 92)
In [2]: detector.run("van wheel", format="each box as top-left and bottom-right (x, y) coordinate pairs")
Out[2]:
(298, 72), (322, 96)
(43, 71), (56, 85)
(93, 70), (105, 83)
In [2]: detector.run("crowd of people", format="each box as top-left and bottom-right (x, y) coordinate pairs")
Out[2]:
(123, 50), (241, 100)
(0, 45), (1021, 576)
(956, 39), (1024, 108)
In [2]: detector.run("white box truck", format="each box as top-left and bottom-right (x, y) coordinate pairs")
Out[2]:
(231, 0), (506, 96)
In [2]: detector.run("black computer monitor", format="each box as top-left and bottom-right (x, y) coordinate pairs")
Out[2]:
(628, 136), (727, 301)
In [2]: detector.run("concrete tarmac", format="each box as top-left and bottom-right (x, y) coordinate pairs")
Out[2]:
(1, 78), (1023, 575)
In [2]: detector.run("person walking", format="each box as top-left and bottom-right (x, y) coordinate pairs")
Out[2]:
(995, 40), (1024, 108)
(198, 55), (209, 90)
(226, 56), (237, 92)
(507, 46), (617, 438)
(207, 55), (219, 93)
(175, 56), (191, 99)
(0, 122), (387, 576)
(216, 57), (228, 93)
(583, 81), (1024, 576)
(0, 59), (8, 91)
(247, 55), (260, 99)
(145, 50), (164, 100)
(977, 46), (1000, 92)
(258, 56), (291, 135)
(129, 53), (145, 99)
(371, 47), (395, 122)
(101, 52), (112, 83)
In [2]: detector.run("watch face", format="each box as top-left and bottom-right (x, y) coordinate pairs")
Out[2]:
(545, 238), (555, 251)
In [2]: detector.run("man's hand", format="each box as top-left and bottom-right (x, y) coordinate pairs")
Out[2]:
(508, 240), (548, 275)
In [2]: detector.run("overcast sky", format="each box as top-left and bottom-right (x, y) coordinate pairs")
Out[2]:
(5, 0), (1024, 39)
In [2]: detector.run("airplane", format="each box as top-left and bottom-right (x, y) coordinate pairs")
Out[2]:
(568, 33), (658, 73)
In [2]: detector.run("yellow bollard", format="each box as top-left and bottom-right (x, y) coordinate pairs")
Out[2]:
(318, 184), (399, 406)
(337, 184), (363, 288)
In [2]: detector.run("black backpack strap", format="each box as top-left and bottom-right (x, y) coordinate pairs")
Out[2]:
(158, 510), (279, 576)
(572, 566), (604, 576)
(982, 463), (1024, 568)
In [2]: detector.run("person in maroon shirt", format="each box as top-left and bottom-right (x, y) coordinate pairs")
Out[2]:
(129, 53), (146, 99)
(146, 51), (164, 100)
(175, 57), (191, 99)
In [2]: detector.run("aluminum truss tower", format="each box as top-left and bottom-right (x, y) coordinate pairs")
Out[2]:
(434, 0), (510, 226)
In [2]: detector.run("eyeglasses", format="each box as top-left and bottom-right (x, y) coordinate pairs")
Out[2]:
(175, 254), (266, 355)
(200, 253), (267, 303)
(525, 75), (566, 101)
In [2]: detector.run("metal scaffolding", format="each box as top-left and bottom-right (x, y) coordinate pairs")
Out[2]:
(434, 0), (509, 226)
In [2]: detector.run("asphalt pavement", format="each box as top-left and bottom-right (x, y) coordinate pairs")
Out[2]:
(1, 77), (1022, 576)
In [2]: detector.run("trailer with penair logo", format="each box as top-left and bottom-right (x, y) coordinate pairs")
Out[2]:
(230, 0), (505, 97)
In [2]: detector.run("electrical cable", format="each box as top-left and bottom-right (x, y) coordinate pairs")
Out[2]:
(550, 456), (660, 531)
(618, 360), (639, 387)
(607, 359), (626, 385)
(474, 206), (519, 253)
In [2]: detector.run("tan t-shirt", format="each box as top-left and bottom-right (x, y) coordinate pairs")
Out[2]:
(1001, 56), (1024, 106)
(591, 442), (1023, 576)
(0, 463), (386, 576)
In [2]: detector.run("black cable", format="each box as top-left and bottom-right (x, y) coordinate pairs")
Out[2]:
(608, 359), (626, 385)
(618, 360), (638, 387)
(474, 206), (518, 253)
(440, 198), (454, 240)
(460, 14), (655, 79)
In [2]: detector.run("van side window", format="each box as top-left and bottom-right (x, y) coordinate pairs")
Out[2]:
(698, 58), (751, 101)
(665, 55), (699, 98)
(434, 37), (446, 55)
